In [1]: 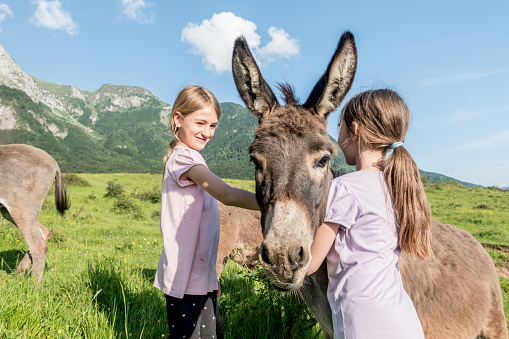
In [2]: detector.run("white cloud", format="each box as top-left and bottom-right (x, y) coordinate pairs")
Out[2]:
(420, 68), (509, 87)
(181, 12), (300, 74)
(0, 4), (14, 33)
(450, 106), (509, 122)
(457, 130), (509, 151)
(257, 26), (300, 64)
(120, 0), (154, 25)
(30, 0), (78, 36)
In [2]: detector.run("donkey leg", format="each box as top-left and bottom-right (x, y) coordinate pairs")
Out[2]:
(0, 205), (32, 274)
(23, 223), (50, 286)
(38, 222), (51, 241)
(482, 290), (509, 339)
(29, 223), (49, 286)
(15, 217), (48, 286)
(17, 252), (32, 275)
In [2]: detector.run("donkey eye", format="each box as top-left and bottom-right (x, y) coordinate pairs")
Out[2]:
(250, 156), (263, 171)
(316, 155), (330, 168)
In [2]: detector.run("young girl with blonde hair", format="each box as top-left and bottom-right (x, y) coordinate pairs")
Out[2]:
(307, 89), (431, 338)
(153, 85), (258, 339)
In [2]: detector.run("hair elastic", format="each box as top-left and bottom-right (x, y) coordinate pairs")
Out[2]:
(391, 142), (404, 149)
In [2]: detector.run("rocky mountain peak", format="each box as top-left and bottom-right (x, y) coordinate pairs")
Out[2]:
(0, 42), (65, 112)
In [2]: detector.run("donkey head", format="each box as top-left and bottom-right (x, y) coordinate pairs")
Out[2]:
(232, 31), (357, 291)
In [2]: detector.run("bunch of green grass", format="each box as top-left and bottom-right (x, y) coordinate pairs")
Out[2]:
(219, 261), (322, 339)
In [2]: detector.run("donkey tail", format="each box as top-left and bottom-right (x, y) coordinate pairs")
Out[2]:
(55, 169), (71, 215)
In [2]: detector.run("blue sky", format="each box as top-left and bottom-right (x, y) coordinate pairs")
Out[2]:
(0, 0), (508, 187)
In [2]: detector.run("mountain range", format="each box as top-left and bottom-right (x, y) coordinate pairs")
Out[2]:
(0, 42), (480, 187)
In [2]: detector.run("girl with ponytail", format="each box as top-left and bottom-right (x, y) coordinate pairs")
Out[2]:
(307, 89), (431, 338)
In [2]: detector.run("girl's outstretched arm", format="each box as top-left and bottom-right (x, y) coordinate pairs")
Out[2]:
(306, 222), (339, 275)
(184, 165), (259, 210)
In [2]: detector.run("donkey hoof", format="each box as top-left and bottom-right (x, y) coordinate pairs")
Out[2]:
(16, 266), (31, 275)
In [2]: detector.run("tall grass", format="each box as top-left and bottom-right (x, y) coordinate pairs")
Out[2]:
(0, 175), (508, 337)
(220, 262), (320, 338)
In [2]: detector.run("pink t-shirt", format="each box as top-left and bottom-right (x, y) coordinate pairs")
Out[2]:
(153, 146), (220, 298)
(324, 171), (424, 339)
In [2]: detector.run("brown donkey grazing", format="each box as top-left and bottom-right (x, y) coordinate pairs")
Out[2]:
(0, 144), (70, 286)
(231, 31), (508, 338)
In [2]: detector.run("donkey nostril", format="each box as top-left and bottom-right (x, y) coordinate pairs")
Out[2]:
(260, 243), (271, 265)
(288, 246), (308, 269)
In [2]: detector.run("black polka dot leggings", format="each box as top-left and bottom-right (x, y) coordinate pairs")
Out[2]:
(165, 292), (220, 339)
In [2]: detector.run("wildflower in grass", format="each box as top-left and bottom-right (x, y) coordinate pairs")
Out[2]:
(58, 330), (62, 334)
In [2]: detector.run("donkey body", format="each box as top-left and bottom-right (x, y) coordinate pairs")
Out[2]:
(231, 31), (507, 338)
(0, 144), (69, 285)
(216, 198), (262, 276)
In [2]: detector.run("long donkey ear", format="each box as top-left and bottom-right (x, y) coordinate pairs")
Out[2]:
(303, 31), (357, 119)
(232, 36), (279, 122)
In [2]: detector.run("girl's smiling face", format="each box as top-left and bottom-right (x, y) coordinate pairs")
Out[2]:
(174, 105), (219, 151)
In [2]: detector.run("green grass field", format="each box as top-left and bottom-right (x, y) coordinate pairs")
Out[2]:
(0, 174), (508, 338)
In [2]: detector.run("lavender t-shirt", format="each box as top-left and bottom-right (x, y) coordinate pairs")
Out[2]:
(324, 171), (424, 339)
(153, 146), (220, 298)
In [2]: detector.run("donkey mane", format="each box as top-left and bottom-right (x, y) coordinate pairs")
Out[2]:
(276, 83), (299, 106)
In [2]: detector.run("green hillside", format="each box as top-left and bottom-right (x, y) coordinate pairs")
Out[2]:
(0, 85), (171, 173)
(0, 84), (480, 186)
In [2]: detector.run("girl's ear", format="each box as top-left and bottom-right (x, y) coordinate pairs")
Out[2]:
(173, 111), (183, 128)
(350, 121), (359, 140)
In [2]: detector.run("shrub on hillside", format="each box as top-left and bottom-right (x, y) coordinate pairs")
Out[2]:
(133, 188), (161, 203)
(104, 181), (125, 198)
(65, 173), (90, 186)
(487, 186), (506, 192)
(112, 195), (143, 219)
(439, 181), (466, 189)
